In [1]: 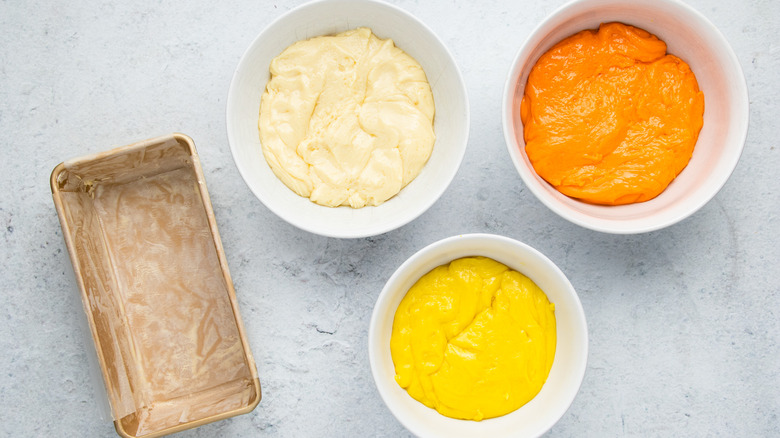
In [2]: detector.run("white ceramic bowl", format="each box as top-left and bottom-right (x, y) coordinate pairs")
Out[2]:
(227, 0), (468, 238)
(369, 234), (588, 438)
(502, 0), (749, 234)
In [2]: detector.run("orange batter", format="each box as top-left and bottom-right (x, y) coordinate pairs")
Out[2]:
(521, 22), (705, 205)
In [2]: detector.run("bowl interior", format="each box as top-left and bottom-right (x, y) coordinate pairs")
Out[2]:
(369, 234), (588, 438)
(227, 0), (468, 238)
(503, 0), (748, 233)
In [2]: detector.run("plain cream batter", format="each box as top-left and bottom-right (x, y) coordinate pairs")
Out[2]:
(259, 27), (436, 208)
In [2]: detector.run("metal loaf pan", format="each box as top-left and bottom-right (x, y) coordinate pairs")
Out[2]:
(51, 133), (261, 437)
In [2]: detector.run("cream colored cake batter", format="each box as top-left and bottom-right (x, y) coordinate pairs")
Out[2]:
(259, 27), (436, 208)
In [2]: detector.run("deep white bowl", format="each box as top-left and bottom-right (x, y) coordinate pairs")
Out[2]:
(227, 0), (468, 238)
(502, 0), (749, 234)
(369, 234), (588, 438)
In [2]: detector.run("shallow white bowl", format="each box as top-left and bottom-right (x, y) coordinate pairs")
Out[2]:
(227, 0), (468, 238)
(502, 0), (749, 234)
(369, 234), (588, 438)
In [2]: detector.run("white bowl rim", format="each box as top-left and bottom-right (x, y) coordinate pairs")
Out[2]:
(501, 0), (749, 234)
(368, 233), (589, 438)
(226, 0), (470, 239)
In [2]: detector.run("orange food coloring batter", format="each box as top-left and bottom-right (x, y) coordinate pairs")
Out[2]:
(521, 22), (705, 205)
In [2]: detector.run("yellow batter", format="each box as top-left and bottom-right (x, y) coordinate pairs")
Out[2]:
(390, 257), (556, 421)
(259, 27), (436, 208)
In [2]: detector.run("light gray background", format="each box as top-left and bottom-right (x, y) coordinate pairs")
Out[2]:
(1, 0), (777, 436)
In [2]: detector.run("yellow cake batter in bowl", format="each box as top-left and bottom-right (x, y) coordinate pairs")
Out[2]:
(390, 256), (556, 421)
(369, 234), (587, 437)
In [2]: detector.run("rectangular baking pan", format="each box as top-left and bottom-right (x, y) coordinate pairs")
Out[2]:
(50, 133), (261, 437)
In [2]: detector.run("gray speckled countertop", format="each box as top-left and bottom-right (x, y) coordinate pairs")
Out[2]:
(1, 0), (778, 436)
